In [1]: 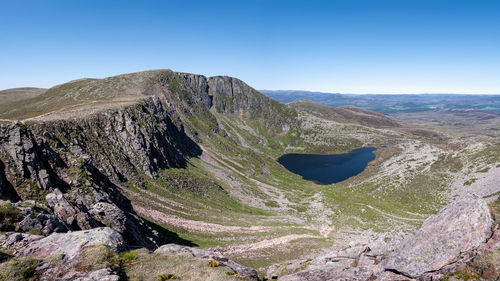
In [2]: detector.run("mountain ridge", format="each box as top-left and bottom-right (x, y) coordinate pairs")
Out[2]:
(1, 69), (499, 280)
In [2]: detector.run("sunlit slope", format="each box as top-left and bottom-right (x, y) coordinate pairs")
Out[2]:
(1, 70), (497, 272)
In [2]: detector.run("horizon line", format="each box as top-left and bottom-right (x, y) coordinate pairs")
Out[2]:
(259, 89), (500, 96)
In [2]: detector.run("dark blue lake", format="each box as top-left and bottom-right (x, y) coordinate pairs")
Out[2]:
(277, 147), (377, 185)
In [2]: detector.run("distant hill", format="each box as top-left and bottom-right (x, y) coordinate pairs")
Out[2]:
(0, 87), (46, 109)
(289, 100), (400, 127)
(261, 90), (500, 114)
(260, 90), (341, 103)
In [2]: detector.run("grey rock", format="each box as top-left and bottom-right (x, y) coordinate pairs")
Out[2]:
(155, 244), (258, 279)
(89, 202), (128, 233)
(18, 214), (43, 232)
(38, 169), (50, 189)
(384, 197), (493, 278)
(16, 227), (126, 260)
(18, 213), (69, 235)
(46, 190), (78, 219)
(0, 232), (43, 250)
(71, 268), (120, 281)
(278, 266), (376, 281)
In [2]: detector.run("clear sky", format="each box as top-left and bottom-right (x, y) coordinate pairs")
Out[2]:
(1, 0), (499, 94)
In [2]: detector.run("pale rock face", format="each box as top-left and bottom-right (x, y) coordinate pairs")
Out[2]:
(384, 197), (493, 278)
(1, 228), (124, 281)
(278, 266), (376, 281)
(279, 197), (493, 281)
(72, 268), (120, 281)
(13, 227), (126, 260)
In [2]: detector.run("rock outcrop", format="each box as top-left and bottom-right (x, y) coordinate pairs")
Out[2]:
(279, 197), (495, 281)
(0, 228), (125, 281)
(155, 244), (259, 279)
(11, 227), (126, 259)
(17, 213), (69, 235)
(0, 70), (299, 251)
(385, 197), (493, 279)
(0, 227), (257, 281)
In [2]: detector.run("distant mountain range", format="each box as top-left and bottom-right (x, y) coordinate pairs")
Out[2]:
(260, 90), (500, 114)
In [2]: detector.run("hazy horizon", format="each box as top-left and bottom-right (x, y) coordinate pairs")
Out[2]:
(1, 0), (500, 94)
(259, 89), (500, 96)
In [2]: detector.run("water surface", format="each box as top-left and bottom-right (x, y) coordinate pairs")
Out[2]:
(277, 147), (377, 185)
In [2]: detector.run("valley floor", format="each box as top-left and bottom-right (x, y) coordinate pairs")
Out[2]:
(127, 110), (500, 277)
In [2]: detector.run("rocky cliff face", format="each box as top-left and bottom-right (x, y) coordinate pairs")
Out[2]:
(0, 70), (299, 250)
(0, 96), (198, 248)
(0, 70), (297, 280)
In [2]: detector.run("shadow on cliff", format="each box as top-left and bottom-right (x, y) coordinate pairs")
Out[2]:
(0, 159), (20, 202)
(82, 160), (198, 248)
(145, 218), (198, 247)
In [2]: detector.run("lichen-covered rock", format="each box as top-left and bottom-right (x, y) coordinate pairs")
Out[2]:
(18, 213), (69, 235)
(385, 197), (493, 278)
(15, 227), (126, 260)
(0, 232), (43, 250)
(45, 189), (96, 230)
(0, 228), (125, 281)
(155, 244), (259, 279)
(278, 266), (376, 281)
(72, 268), (120, 281)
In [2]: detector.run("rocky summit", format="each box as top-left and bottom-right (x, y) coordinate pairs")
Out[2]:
(1, 70), (500, 280)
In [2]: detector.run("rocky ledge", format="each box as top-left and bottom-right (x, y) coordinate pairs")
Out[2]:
(279, 196), (500, 281)
(0, 227), (257, 281)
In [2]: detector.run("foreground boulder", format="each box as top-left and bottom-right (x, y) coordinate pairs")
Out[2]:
(0, 227), (125, 280)
(11, 227), (126, 260)
(155, 244), (259, 280)
(0, 228), (259, 281)
(279, 197), (494, 281)
(278, 266), (377, 281)
(384, 197), (493, 279)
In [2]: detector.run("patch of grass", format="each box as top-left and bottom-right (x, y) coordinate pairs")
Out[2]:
(27, 229), (43, 236)
(126, 251), (239, 281)
(73, 243), (127, 279)
(477, 167), (491, 173)
(120, 251), (137, 263)
(0, 257), (41, 281)
(446, 271), (481, 281)
(157, 273), (179, 280)
(0, 201), (21, 231)
(264, 200), (280, 208)
(464, 178), (477, 186)
(0, 202), (20, 218)
(208, 260), (220, 267)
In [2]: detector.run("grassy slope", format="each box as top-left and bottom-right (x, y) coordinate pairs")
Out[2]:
(0, 71), (165, 120)
(0, 88), (46, 112)
(289, 99), (400, 128)
(2, 70), (499, 273)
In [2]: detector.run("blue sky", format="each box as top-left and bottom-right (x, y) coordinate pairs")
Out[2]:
(1, 0), (499, 94)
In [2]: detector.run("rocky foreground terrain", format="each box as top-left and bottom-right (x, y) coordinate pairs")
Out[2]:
(2, 195), (500, 280)
(0, 70), (499, 280)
